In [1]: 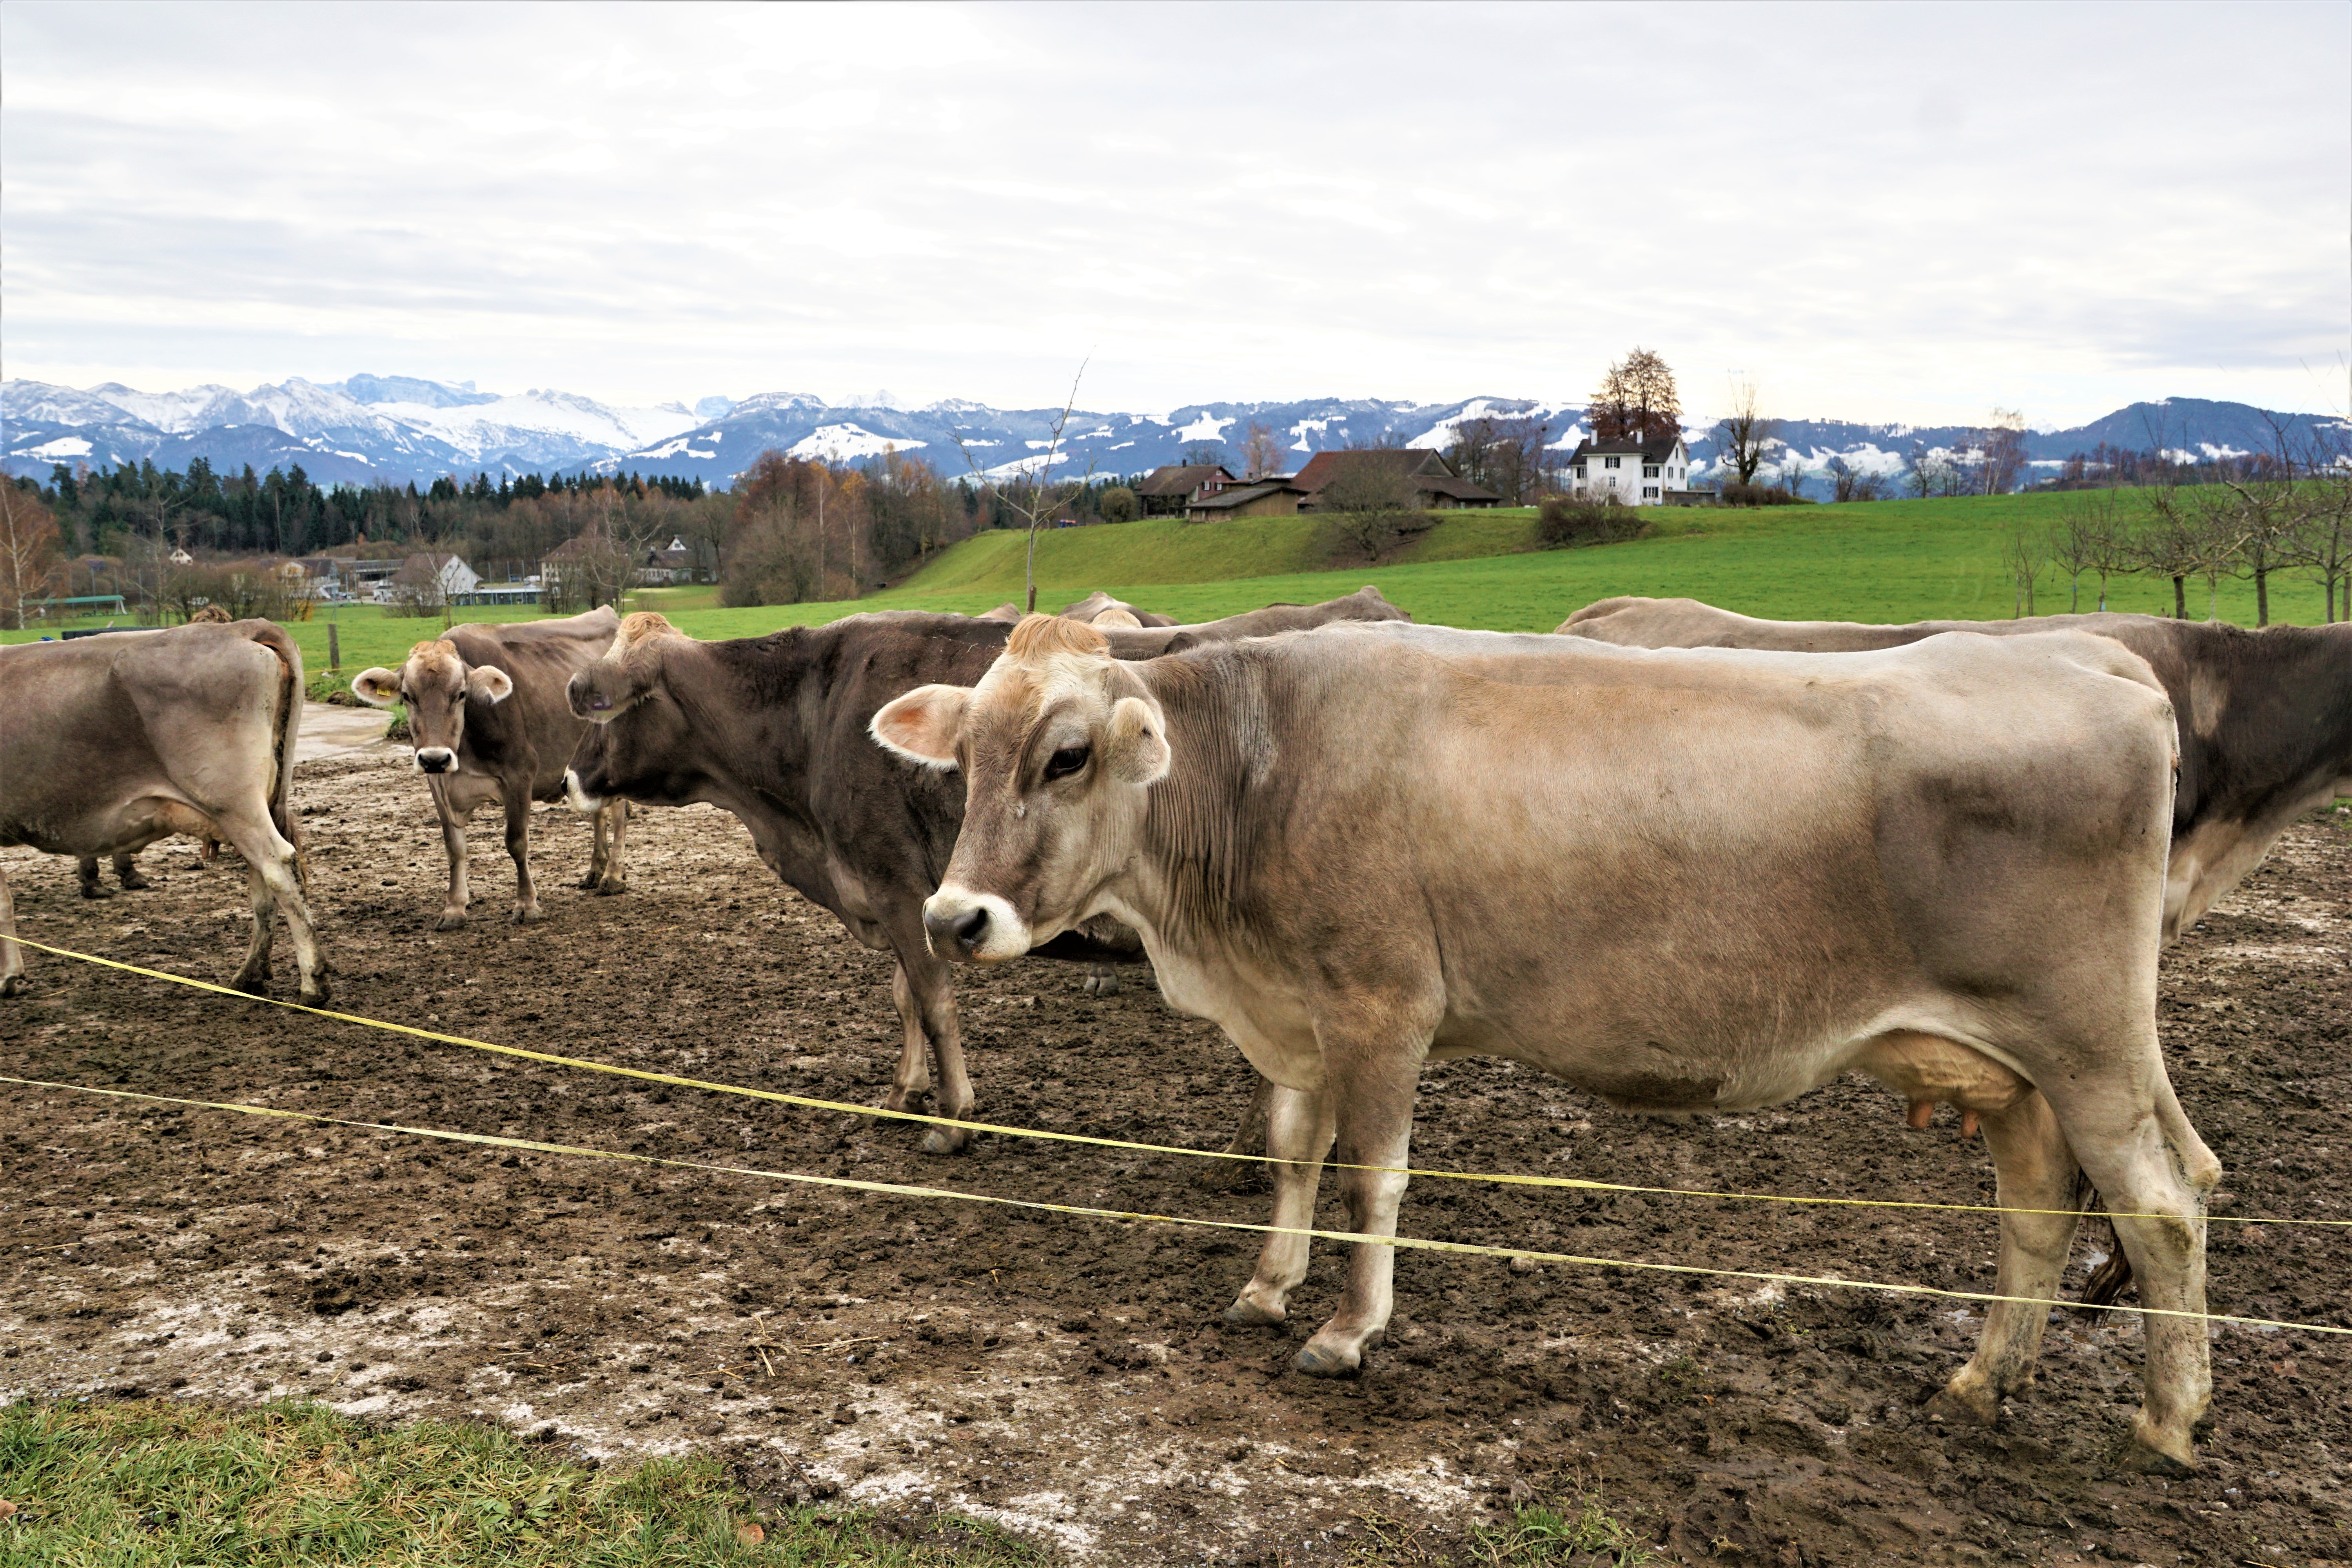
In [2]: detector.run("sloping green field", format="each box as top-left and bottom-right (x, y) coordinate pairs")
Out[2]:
(6, 492), (2321, 679)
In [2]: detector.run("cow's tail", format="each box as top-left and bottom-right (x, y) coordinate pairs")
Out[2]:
(239, 621), (307, 883)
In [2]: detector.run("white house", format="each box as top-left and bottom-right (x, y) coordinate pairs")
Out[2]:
(1566, 434), (1693, 505)
(393, 552), (481, 601)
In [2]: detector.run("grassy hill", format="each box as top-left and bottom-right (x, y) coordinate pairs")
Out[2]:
(6, 491), (2329, 680)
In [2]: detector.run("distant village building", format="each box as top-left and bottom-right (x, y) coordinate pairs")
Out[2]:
(393, 552), (481, 602)
(637, 535), (696, 585)
(1135, 464), (1237, 517)
(1184, 478), (1310, 521)
(1291, 449), (1501, 511)
(1567, 435), (1702, 505)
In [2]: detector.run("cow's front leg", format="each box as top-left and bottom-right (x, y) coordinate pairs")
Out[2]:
(113, 854), (151, 891)
(1935, 1090), (2080, 1425)
(579, 800), (611, 890)
(885, 961), (934, 1118)
(593, 800), (629, 895)
(504, 788), (543, 922)
(1225, 1083), (1336, 1328)
(430, 775), (471, 931)
(897, 948), (974, 1154)
(77, 857), (113, 899)
(1296, 1045), (1420, 1377)
(0, 864), (23, 997)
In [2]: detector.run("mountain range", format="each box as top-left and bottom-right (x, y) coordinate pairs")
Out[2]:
(4, 376), (2341, 495)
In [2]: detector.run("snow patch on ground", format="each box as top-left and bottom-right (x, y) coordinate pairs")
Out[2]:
(786, 424), (927, 461)
(1173, 412), (1235, 444)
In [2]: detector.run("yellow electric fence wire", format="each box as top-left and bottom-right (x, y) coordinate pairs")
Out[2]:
(13, 936), (2345, 1231)
(9, 1074), (2346, 1338)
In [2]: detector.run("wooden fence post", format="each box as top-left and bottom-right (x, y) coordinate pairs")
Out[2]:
(328, 621), (340, 673)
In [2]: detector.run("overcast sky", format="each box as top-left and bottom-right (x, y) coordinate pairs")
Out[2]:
(3, 1), (2346, 427)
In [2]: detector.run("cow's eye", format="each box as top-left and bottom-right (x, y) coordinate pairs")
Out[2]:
(1045, 745), (1091, 782)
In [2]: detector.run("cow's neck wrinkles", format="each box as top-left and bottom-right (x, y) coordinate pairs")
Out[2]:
(1119, 652), (1282, 959)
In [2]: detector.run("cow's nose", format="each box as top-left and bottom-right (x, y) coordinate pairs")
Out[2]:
(923, 904), (989, 960)
(416, 748), (455, 774)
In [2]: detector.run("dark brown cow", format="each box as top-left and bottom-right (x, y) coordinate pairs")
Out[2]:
(560, 589), (1408, 1152)
(1559, 598), (2352, 939)
(1, 621), (327, 1001)
(352, 608), (632, 929)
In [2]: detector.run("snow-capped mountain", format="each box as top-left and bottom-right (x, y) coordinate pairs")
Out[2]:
(3, 376), (2339, 494)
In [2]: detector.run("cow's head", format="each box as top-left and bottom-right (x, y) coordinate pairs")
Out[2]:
(563, 613), (692, 811)
(871, 614), (1169, 962)
(352, 641), (512, 774)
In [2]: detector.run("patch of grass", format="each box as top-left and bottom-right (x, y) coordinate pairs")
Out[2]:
(0, 1397), (1047, 1567)
(1344, 1495), (1659, 1567)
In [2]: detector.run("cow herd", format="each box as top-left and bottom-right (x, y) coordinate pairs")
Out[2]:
(2, 588), (2345, 1477)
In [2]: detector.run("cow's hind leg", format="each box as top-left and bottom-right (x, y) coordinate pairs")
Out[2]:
(593, 801), (629, 895)
(0, 863), (23, 997)
(78, 857), (113, 899)
(504, 788), (543, 923)
(2050, 1075), (2218, 1473)
(217, 806), (328, 1004)
(114, 854), (151, 890)
(1226, 1084), (1336, 1329)
(885, 961), (934, 1120)
(580, 802), (611, 890)
(1935, 1089), (2081, 1425)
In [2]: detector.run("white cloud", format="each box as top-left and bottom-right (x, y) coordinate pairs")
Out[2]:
(1, 2), (2345, 426)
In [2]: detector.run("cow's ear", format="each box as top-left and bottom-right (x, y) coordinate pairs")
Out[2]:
(467, 665), (515, 704)
(871, 684), (969, 770)
(352, 667), (402, 708)
(1105, 696), (1171, 786)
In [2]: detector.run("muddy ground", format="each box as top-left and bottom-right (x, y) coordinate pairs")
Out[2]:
(2, 730), (2347, 1566)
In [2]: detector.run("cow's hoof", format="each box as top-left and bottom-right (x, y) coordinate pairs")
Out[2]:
(299, 982), (332, 1006)
(80, 881), (115, 900)
(1292, 1338), (1362, 1379)
(1223, 1296), (1285, 1328)
(233, 974), (271, 999)
(0, 974), (25, 998)
(434, 911), (468, 932)
(1928, 1376), (2001, 1428)
(2122, 1417), (2196, 1475)
(594, 877), (627, 897)
(118, 871), (153, 891)
(510, 905), (546, 925)
(1081, 971), (1119, 998)
(919, 1126), (969, 1156)
(576, 873), (601, 891)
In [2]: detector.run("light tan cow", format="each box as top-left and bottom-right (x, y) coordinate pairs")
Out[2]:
(1559, 597), (2352, 940)
(874, 616), (2219, 1472)
(352, 608), (631, 929)
(0, 621), (327, 1001)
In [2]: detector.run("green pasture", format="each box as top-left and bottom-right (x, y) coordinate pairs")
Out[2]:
(5, 493), (2328, 686)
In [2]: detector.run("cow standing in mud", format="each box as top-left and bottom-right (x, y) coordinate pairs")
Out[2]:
(0, 621), (328, 1002)
(352, 608), (633, 929)
(561, 590), (1408, 1153)
(1559, 598), (2352, 940)
(877, 616), (2218, 1473)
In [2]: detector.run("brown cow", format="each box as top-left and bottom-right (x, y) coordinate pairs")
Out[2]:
(352, 608), (631, 929)
(1559, 598), (2352, 939)
(1, 621), (328, 1001)
(1060, 591), (1178, 628)
(561, 589), (1409, 1152)
(879, 617), (2216, 1472)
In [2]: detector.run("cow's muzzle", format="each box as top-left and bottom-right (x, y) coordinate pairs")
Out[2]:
(415, 747), (456, 774)
(921, 888), (1030, 963)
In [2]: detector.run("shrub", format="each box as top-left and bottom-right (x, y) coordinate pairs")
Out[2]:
(1537, 495), (1651, 548)
(1098, 485), (1139, 524)
(1718, 481), (1810, 507)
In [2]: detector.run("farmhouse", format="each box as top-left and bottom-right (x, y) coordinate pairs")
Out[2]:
(1292, 449), (1501, 511)
(1567, 434), (1699, 505)
(1185, 478), (1310, 521)
(638, 535), (696, 585)
(1135, 464), (1237, 517)
(392, 552), (481, 601)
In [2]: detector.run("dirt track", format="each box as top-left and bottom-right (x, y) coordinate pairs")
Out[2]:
(3, 740), (2348, 1566)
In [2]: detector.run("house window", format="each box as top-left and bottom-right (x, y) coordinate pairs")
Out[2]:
(1642, 485), (1660, 499)
(1571, 461), (1586, 477)
(1642, 464), (1660, 479)
(1603, 456), (1621, 470)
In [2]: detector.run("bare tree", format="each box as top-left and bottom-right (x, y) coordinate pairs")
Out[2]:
(2131, 490), (2203, 618)
(2002, 519), (2048, 615)
(1241, 421), (1284, 480)
(1588, 348), (1681, 443)
(0, 484), (62, 630)
(1828, 457), (1887, 503)
(950, 362), (1096, 614)
(1445, 414), (1552, 504)
(2050, 491), (2119, 612)
(1976, 409), (2030, 495)
(1713, 381), (1775, 486)
(2280, 459), (2352, 622)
